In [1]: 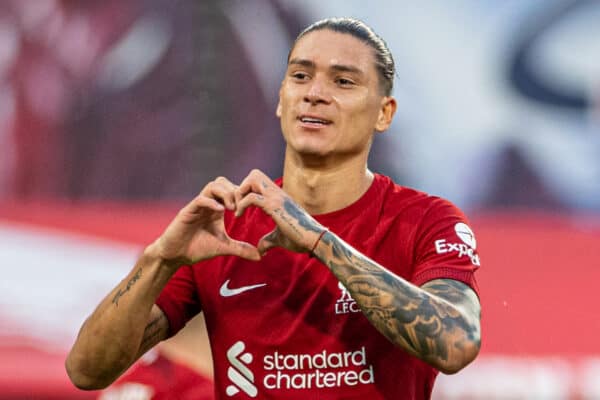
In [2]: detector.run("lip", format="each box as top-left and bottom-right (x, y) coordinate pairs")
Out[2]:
(297, 114), (333, 129)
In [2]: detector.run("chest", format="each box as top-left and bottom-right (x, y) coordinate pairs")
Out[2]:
(199, 252), (350, 340)
(198, 229), (414, 348)
(195, 248), (431, 400)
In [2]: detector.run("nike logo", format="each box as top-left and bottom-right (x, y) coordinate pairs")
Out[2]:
(219, 279), (267, 297)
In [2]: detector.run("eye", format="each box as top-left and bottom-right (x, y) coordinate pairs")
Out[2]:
(291, 71), (310, 81)
(336, 77), (355, 87)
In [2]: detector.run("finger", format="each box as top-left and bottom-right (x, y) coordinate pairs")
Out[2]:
(235, 192), (265, 217)
(200, 176), (237, 195)
(236, 169), (273, 203)
(186, 194), (225, 214)
(214, 176), (237, 189)
(257, 230), (279, 255)
(214, 176), (238, 208)
(204, 181), (237, 210)
(224, 239), (261, 261)
(236, 180), (263, 205)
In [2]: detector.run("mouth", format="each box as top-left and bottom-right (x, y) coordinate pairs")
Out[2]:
(297, 115), (332, 127)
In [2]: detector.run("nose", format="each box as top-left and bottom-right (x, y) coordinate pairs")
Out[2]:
(304, 77), (332, 105)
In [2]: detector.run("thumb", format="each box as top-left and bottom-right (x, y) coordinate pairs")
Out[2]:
(257, 229), (280, 256)
(226, 239), (261, 261)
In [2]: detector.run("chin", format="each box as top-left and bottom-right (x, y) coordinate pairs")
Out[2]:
(298, 148), (330, 159)
(288, 138), (332, 157)
(289, 130), (334, 150)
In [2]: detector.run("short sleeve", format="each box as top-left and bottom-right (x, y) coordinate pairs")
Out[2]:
(410, 198), (480, 295)
(155, 264), (201, 337)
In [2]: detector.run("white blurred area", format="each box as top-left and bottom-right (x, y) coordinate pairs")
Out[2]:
(1, 1), (599, 399)
(0, 222), (138, 346)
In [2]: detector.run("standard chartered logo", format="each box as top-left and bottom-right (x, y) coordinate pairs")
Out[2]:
(225, 342), (375, 396)
(264, 347), (374, 390)
(226, 341), (258, 397)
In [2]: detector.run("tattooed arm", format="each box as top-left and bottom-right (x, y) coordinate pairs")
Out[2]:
(315, 233), (480, 373)
(235, 170), (481, 374)
(65, 254), (176, 390)
(66, 177), (261, 390)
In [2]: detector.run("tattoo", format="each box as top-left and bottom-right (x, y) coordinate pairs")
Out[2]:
(137, 311), (168, 356)
(112, 268), (142, 306)
(319, 232), (480, 367)
(140, 315), (164, 349)
(261, 181), (269, 189)
(273, 208), (302, 238)
(283, 198), (321, 233)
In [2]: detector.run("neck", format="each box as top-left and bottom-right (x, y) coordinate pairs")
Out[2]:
(282, 149), (374, 215)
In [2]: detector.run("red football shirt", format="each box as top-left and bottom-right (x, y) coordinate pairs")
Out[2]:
(156, 174), (480, 399)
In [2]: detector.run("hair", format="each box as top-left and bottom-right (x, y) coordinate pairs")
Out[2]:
(289, 17), (395, 96)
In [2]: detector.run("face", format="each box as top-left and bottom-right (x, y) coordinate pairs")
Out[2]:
(277, 29), (396, 160)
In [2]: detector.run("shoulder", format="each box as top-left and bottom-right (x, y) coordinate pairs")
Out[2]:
(376, 174), (466, 222)
(375, 175), (477, 258)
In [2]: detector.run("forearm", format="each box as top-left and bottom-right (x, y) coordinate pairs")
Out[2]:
(313, 231), (480, 373)
(66, 245), (176, 389)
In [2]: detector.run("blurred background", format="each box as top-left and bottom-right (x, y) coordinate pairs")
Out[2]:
(1, 0), (599, 399)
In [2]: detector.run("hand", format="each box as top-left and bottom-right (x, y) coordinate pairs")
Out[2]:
(150, 177), (261, 268)
(235, 169), (326, 255)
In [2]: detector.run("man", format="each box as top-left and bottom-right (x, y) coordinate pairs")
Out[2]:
(66, 17), (481, 399)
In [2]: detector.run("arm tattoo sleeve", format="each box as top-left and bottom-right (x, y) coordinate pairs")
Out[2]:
(316, 232), (481, 370)
(283, 198), (322, 233)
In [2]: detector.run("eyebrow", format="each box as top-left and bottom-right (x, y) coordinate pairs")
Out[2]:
(288, 58), (364, 76)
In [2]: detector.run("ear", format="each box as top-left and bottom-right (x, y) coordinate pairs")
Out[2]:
(374, 96), (397, 132)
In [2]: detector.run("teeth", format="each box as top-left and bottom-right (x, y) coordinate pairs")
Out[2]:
(301, 117), (327, 124)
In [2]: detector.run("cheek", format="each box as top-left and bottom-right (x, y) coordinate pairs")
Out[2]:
(279, 94), (296, 121)
(345, 100), (379, 130)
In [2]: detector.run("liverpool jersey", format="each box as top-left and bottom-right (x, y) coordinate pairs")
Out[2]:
(157, 174), (480, 399)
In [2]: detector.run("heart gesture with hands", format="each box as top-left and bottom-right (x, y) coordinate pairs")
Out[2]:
(152, 176), (261, 268)
(151, 170), (326, 269)
(235, 169), (327, 256)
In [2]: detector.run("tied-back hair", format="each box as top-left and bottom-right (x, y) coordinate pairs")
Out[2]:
(290, 17), (395, 96)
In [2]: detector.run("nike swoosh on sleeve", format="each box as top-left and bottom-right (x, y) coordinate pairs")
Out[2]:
(219, 279), (267, 297)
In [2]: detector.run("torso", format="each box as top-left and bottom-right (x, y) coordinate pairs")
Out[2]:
(158, 174), (480, 399)
(193, 174), (453, 399)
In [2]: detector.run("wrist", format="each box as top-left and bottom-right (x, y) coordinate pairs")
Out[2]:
(144, 241), (185, 272)
(310, 228), (328, 254)
(310, 229), (332, 259)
